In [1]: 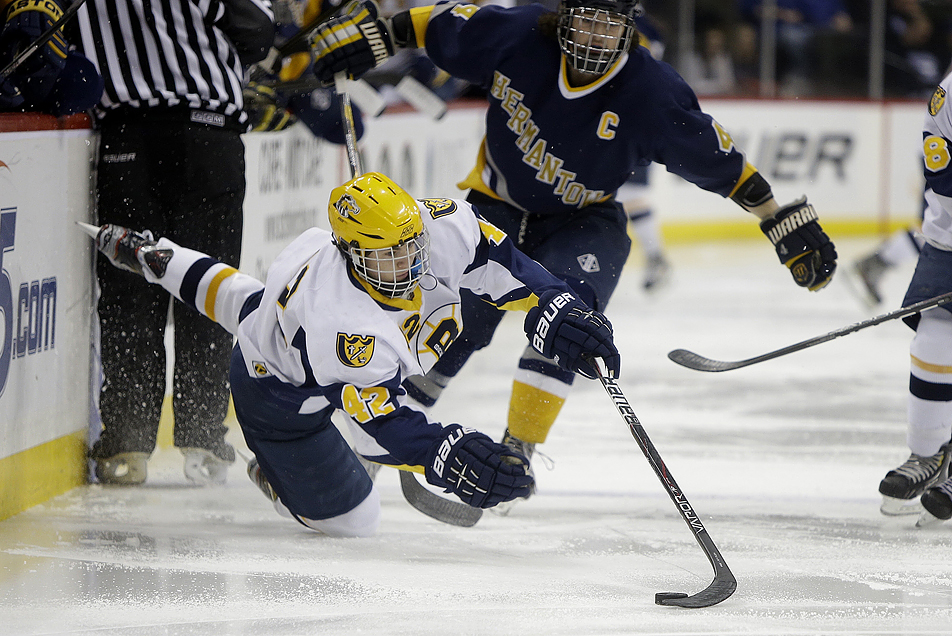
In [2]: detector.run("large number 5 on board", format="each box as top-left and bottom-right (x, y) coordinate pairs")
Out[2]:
(924, 135), (952, 172)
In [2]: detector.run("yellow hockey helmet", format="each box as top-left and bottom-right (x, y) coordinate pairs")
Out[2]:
(328, 172), (430, 299)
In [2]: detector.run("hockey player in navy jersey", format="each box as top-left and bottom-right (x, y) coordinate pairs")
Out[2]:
(84, 171), (620, 537)
(309, 0), (838, 511)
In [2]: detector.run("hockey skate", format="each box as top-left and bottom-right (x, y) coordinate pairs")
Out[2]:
(917, 476), (952, 527)
(642, 253), (671, 292)
(94, 452), (149, 486)
(78, 222), (172, 278)
(490, 428), (536, 517)
(879, 445), (951, 515)
(182, 440), (235, 486)
(845, 252), (889, 309)
(247, 457), (279, 503)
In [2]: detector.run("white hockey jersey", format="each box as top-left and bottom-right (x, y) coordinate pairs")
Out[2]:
(922, 75), (952, 250)
(234, 197), (571, 469)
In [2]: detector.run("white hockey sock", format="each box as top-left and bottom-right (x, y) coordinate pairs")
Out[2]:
(908, 309), (952, 456)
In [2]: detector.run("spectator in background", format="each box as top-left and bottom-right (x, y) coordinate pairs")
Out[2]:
(0, 0), (102, 115)
(74, 0), (274, 486)
(884, 0), (951, 98)
(740, 0), (854, 95)
(681, 20), (737, 96)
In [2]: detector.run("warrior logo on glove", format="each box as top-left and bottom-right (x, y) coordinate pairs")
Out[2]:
(760, 197), (837, 292)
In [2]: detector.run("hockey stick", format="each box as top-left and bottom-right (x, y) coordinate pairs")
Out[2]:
(334, 72), (482, 527)
(590, 358), (736, 608)
(0, 0), (88, 80)
(398, 470), (483, 527)
(669, 290), (952, 373)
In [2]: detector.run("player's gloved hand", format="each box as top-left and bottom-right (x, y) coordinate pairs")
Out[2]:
(760, 197), (837, 291)
(310, 0), (394, 85)
(243, 80), (297, 132)
(524, 289), (621, 379)
(0, 0), (69, 104)
(424, 424), (534, 509)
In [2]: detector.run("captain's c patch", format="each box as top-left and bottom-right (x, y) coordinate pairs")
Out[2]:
(337, 333), (375, 368)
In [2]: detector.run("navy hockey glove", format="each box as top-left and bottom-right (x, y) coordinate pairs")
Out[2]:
(0, 0), (68, 104)
(424, 425), (534, 509)
(760, 197), (837, 291)
(310, 0), (394, 85)
(525, 289), (621, 379)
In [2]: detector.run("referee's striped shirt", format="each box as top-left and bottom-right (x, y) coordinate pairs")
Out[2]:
(75, 0), (274, 125)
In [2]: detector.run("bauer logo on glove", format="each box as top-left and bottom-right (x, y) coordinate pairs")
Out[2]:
(760, 197), (838, 292)
(524, 289), (621, 379)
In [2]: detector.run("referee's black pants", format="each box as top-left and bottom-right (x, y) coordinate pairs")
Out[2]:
(91, 109), (245, 458)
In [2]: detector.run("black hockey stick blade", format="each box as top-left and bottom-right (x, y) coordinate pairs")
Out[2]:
(669, 290), (952, 373)
(399, 470), (483, 527)
(1, 0), (88, 80)
(590, 359), (736, 608)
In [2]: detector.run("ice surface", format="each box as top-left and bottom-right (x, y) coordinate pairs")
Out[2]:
(2, 239), (951, 635)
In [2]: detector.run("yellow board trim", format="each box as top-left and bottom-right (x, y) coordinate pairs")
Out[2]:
(656, 217), (919, 245)
(0, 430), (87, 522)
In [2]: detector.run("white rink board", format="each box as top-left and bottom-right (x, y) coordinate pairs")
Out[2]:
(330, 99), (927, 224)
(0, 129), (95, 458)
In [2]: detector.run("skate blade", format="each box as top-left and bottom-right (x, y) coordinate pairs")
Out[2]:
(489, 499), (518, 517)
(916, 510), (946, 528)
(76, 221), (102, 239)
(841, 264), (880, 310)
(880, 496), (924, 516)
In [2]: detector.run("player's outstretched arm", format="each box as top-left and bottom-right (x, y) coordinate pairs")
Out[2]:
(524, 289), (621, 379)
(424, 425), (534, 509)
(80, 223), (263, 335)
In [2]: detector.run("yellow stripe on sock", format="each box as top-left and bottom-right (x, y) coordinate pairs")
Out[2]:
(204, 266), (237, 323)
(507, 380), (565, 445)
(911, 354), (952, 375)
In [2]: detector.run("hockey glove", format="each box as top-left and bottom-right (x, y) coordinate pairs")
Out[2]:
(525, 289), (621, 380)
(0, 0), (68, 104)
(310, 0), (394, 85)
(243, 81), (296, 132)
(424, 425), (534, 509)
(760, 197), (837, 291)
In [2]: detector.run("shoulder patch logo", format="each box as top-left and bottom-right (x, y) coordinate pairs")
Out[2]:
(337, 333), (375, 368)
(931, 86), (947, 116)
(577, 253), (600, 273)
(252, 361), (270, 376)
(420, 198), (457, 218)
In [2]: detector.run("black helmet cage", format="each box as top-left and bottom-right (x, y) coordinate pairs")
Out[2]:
(557, 0), (642, 75)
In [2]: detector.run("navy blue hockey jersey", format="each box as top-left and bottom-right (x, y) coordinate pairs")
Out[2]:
(416, 3), (748, 215)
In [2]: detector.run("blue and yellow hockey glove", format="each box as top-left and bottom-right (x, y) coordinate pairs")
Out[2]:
(760, 197), (837, 291)
(0, 0), (68, 104)
(310, 0), (394, 85)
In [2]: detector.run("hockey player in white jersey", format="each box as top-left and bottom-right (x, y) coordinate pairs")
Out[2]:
(85, 172), (620, 537)
(878, 76), (952, 525)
